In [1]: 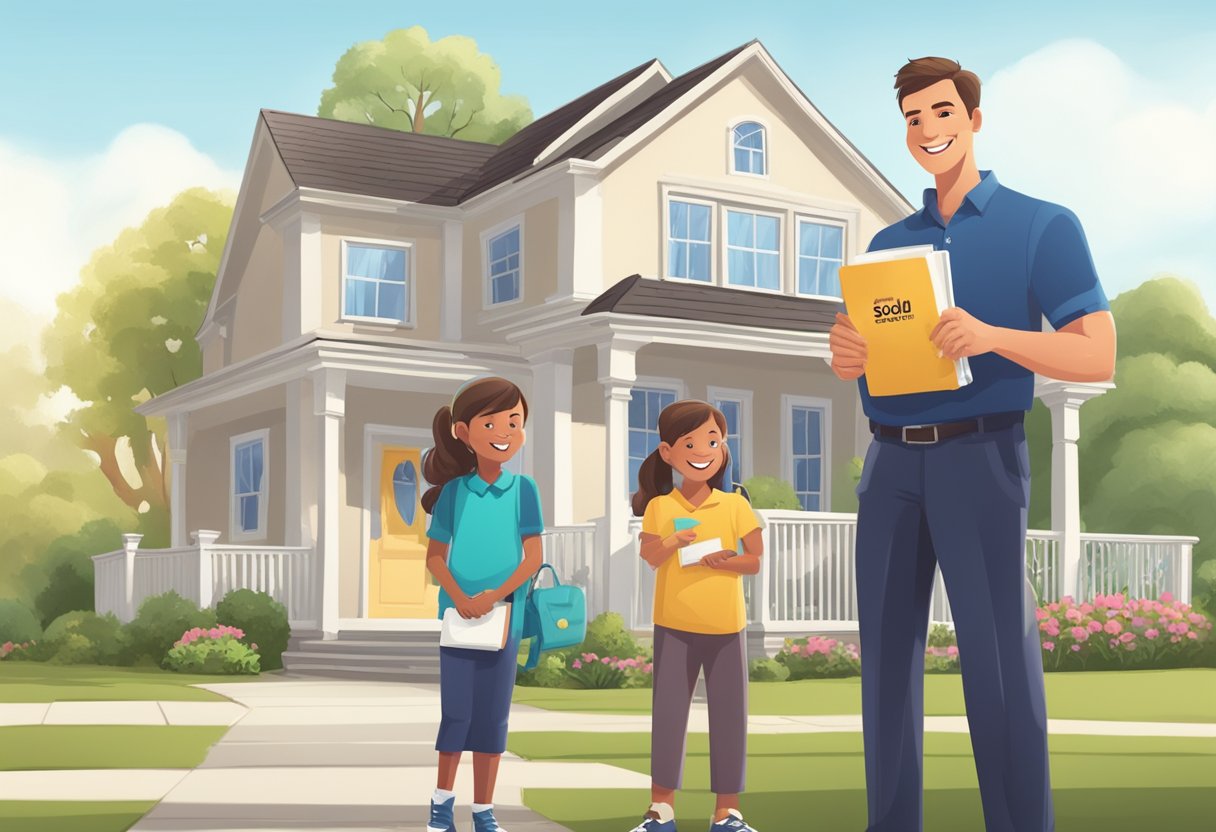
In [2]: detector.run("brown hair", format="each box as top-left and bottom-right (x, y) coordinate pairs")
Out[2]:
(421, 376), (529, 514)
(630, 399), (731, 517)
(894, 57), (981, 116)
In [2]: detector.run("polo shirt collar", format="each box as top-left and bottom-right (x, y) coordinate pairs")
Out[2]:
(669, 487), (724, 512)
(466, 469), (515, 496)
(921, 169), (1000, 226)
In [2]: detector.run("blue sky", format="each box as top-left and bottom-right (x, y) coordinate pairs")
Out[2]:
(1, 0), (1214, 320)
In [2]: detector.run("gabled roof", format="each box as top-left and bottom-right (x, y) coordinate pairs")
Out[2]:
(260, 110), (498, 207)
(583, 275), (838, 333)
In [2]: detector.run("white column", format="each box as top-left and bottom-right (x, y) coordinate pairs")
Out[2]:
(282, 212), (324, 339)
(441, 219), (463, 342)
(167, 413), (188, 548)
(192, 529), (220, 609)
(1035, 378), (1113, 601)
(121, 533), (142, 623)
(597, 339), (639, 626)
(528, 348), (575, 526)
(555, 172), (604, 300)
(312, 367), (346, 638)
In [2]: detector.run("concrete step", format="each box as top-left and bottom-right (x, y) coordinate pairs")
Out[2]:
(289, 639), (441, 655)
(277, 661), (442, 683)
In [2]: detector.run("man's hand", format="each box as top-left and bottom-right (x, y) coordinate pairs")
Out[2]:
(699, 550), (735, 569)
(829, 313), (868, 380)
(930, 308), (998, 360)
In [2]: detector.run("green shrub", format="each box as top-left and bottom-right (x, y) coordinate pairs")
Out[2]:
(927, 623), (957, 647)
(1195, 560), (1216, 619)
(215, 589), (290, 670)
(0, 599), (42, 645)
(33, 518), (122, 627)
(515, 652), (571, 688)
(776, 636), (861, 679)
(741, 476), (802, 510)
(163, 631), (260, 675)
(581, 612), (641, 660)
(748, 657), (791, 682)
(122, 591), (216, 666)
(42, 611), (126, 665)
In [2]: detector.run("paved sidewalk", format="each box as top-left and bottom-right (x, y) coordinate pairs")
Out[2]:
(0, 700), (246, 726)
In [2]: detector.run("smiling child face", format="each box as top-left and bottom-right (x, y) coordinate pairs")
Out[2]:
(902, 78), (982, 176)
(658, 416), (726, 484)
(454, 401), (526, 467)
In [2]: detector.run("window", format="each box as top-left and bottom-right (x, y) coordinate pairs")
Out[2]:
(732, 121), (766, 175)
(486, 225), (522, 305)
(787, 403), (826, 511)
(667, 200), (712, 282)
(726, 210), (781, 290)
(709, 387), (751, 491)
(391, 460), (418, 526)
(230, 430), (268, 538)
(628, 387), (678, 491)
(343, 241), (410, 322)
(797, 220), (844, 297)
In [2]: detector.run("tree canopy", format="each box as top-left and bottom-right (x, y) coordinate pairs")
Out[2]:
(318, 26), (532, 144)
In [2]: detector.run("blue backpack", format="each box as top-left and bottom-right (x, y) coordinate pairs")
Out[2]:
(520, 563), (586, 670)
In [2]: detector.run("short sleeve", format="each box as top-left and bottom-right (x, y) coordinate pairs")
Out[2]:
(733, 494), (761, 539)
(425, 480), (457, 544)
(518, 476), (545, 536)
(1029, 206), (1110, 330)
(641, 497), (661, 536)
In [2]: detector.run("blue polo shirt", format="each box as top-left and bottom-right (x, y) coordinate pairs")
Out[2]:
(858, 170), (1109, 426)
(426, 470), (544, 643)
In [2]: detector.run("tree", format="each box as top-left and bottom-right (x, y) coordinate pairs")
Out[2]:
(318, 26), (532, 144)
(42, 188), (234, 545)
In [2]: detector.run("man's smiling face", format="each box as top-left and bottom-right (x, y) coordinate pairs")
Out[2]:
(902, 78), (982, 176)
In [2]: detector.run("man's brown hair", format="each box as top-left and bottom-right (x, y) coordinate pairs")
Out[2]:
(895, 57), (981, 116)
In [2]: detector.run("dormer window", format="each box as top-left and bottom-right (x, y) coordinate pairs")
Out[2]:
(731, 121), (767, 176)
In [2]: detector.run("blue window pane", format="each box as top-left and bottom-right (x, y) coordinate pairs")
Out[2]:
(688, 204), (711, 242)
(629, 429), (648, 459)
(757, 253), (780, 290)
(669, 240), (688, 278)
(717, 401), (739, 432)
(800, 223), (821, 257)
(807, 458), (822, 491)
(240, 495), (259, 532)
(250, 441), (263, 490)
(793, 409), (807, 455)
(734, 122), (764, 148)
(752, 150), (766, 175)
(378, 280), (406, 320)
(392, 461), (418, 525)
(818, 260), (841, 297)
(669, 200), (688, 237)
(647, 391), (662, 423)
(504, 228), (520, 254)
(728, 249), (753, 285)
(756, 216), (779, 251)
(798, 259), (817, 295)
(348, 245), (404, 281)
(727, 211), (752, 246)
(628, 390), (646, 428)
(802, 494), (820, 511)
(629, 458), (642, 489)
(820, 225), (843, 259)
(734, 147), (751, 173)
(507, 253), (519, 271)
(795, 458), (809, 492)
(344, 278), (376, 317)
(807, 410), (822, 454)
(689, 242), (711, 281)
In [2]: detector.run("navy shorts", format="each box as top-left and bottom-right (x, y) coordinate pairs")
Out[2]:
(436, 636), (520, 754)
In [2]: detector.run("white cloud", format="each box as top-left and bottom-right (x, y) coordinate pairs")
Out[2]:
(982, 39), (1216, 300)
(0, 124), (240, 317)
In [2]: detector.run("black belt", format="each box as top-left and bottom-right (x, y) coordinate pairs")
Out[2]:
(870, 412), (1023, 445)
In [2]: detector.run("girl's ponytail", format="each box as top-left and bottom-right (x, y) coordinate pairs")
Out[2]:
(421, 405), (476, 514)
(631, 447), (673, 517)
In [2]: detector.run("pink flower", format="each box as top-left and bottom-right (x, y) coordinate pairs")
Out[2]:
(1187, 631), (1199, 640)
(1086, 620), (1103, 634)
(251, 643), (258, 650)
(946, 645), (959, 657)
(1131, 617), (1147, 628)
(1044, 619), (1060, 637)
(1060, 595), (1075, 606)
(1070, 626), (1089, 642)
(1171, 635), (1182, 643)
(1035, 608), (1048, 621)
(1188, 613), (1206, 625)
(1080, 603), (1094, 615)
(1065, 608), (1084, 623)
(1145, 628), (1159, 640)
(1104, 620), (1123, 635)
(1119, 632), (1135, 643)
(1042, 641), (1055, 651)
(1048, 602), (1060, 612)
(1161, 592), (1174, 603)
(1071, 644), (1081, 652)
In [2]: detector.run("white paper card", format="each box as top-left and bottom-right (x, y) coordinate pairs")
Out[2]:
(678, 537), (723, 567)
(440, 602), (509, 651)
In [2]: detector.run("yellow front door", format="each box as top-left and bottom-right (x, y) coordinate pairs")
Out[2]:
(369, 446), (438, 618)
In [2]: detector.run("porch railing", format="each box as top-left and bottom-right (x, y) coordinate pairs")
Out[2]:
(541, 523), (597, 600)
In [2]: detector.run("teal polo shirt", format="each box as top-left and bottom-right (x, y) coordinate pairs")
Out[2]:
(426, 470), (544, 643)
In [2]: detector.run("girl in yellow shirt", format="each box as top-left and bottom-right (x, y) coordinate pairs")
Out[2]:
(628, 400), (764, 832)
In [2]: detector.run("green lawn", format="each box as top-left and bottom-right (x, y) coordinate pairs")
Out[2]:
(0, 801), (155, 832)
(514, 668), (1216, 722)
(0, 725), (229, 770)
(511, 731), (1216, 832)
(0, 663), (271, 703)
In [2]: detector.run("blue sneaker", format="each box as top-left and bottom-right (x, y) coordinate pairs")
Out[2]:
(708, 809), (757, 831)
(472, 806), (506, 832)
(427, 794), (457, 832)
(629, 816), (677, 832)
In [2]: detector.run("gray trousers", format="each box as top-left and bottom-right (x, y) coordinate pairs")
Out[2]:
(651, 624), (748, 794)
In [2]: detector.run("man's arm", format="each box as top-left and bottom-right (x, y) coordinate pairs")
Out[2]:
(931, 308), (1116, 382)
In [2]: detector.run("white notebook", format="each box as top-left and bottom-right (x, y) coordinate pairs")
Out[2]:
(679, 537), (724, 567)
(440, 602), (510, 651)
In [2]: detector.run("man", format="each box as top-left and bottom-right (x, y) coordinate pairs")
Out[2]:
(829, 57), (1116, 832)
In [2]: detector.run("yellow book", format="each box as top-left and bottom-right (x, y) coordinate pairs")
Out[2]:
(839, 245), (973, 397)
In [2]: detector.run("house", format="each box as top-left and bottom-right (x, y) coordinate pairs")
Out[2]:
(93, 41), (1196, 676)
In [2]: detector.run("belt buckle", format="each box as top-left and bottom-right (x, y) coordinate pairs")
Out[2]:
(901, 424), (939, 445)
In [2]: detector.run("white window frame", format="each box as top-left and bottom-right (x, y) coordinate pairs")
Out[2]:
(781, 394), (832, 512)
(663, 196), (716, 284)
(339, 237), (415, 326)
(707, 386), (753, 488)
(480, 215), (525, 309)
(626, 376), (685, 496)
(230, 428), (270, 541)
(795, 215), (847, 300)
(723, 206), (784, 295)
(728, 117), (769, 178)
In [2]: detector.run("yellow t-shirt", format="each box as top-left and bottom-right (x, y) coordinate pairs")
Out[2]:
(641, 488), (761, 635)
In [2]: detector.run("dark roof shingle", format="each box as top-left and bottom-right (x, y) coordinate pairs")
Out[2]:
(583, 274), (838, 333)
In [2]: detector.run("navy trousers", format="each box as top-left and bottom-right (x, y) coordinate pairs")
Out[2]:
(855, 421), (1053, 832)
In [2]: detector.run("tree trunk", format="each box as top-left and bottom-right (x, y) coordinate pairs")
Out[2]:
(413, 91), (426, 133)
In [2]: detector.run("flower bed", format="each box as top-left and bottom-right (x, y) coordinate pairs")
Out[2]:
(566, 652), (654, 689)
(163, 625), (260, 675)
